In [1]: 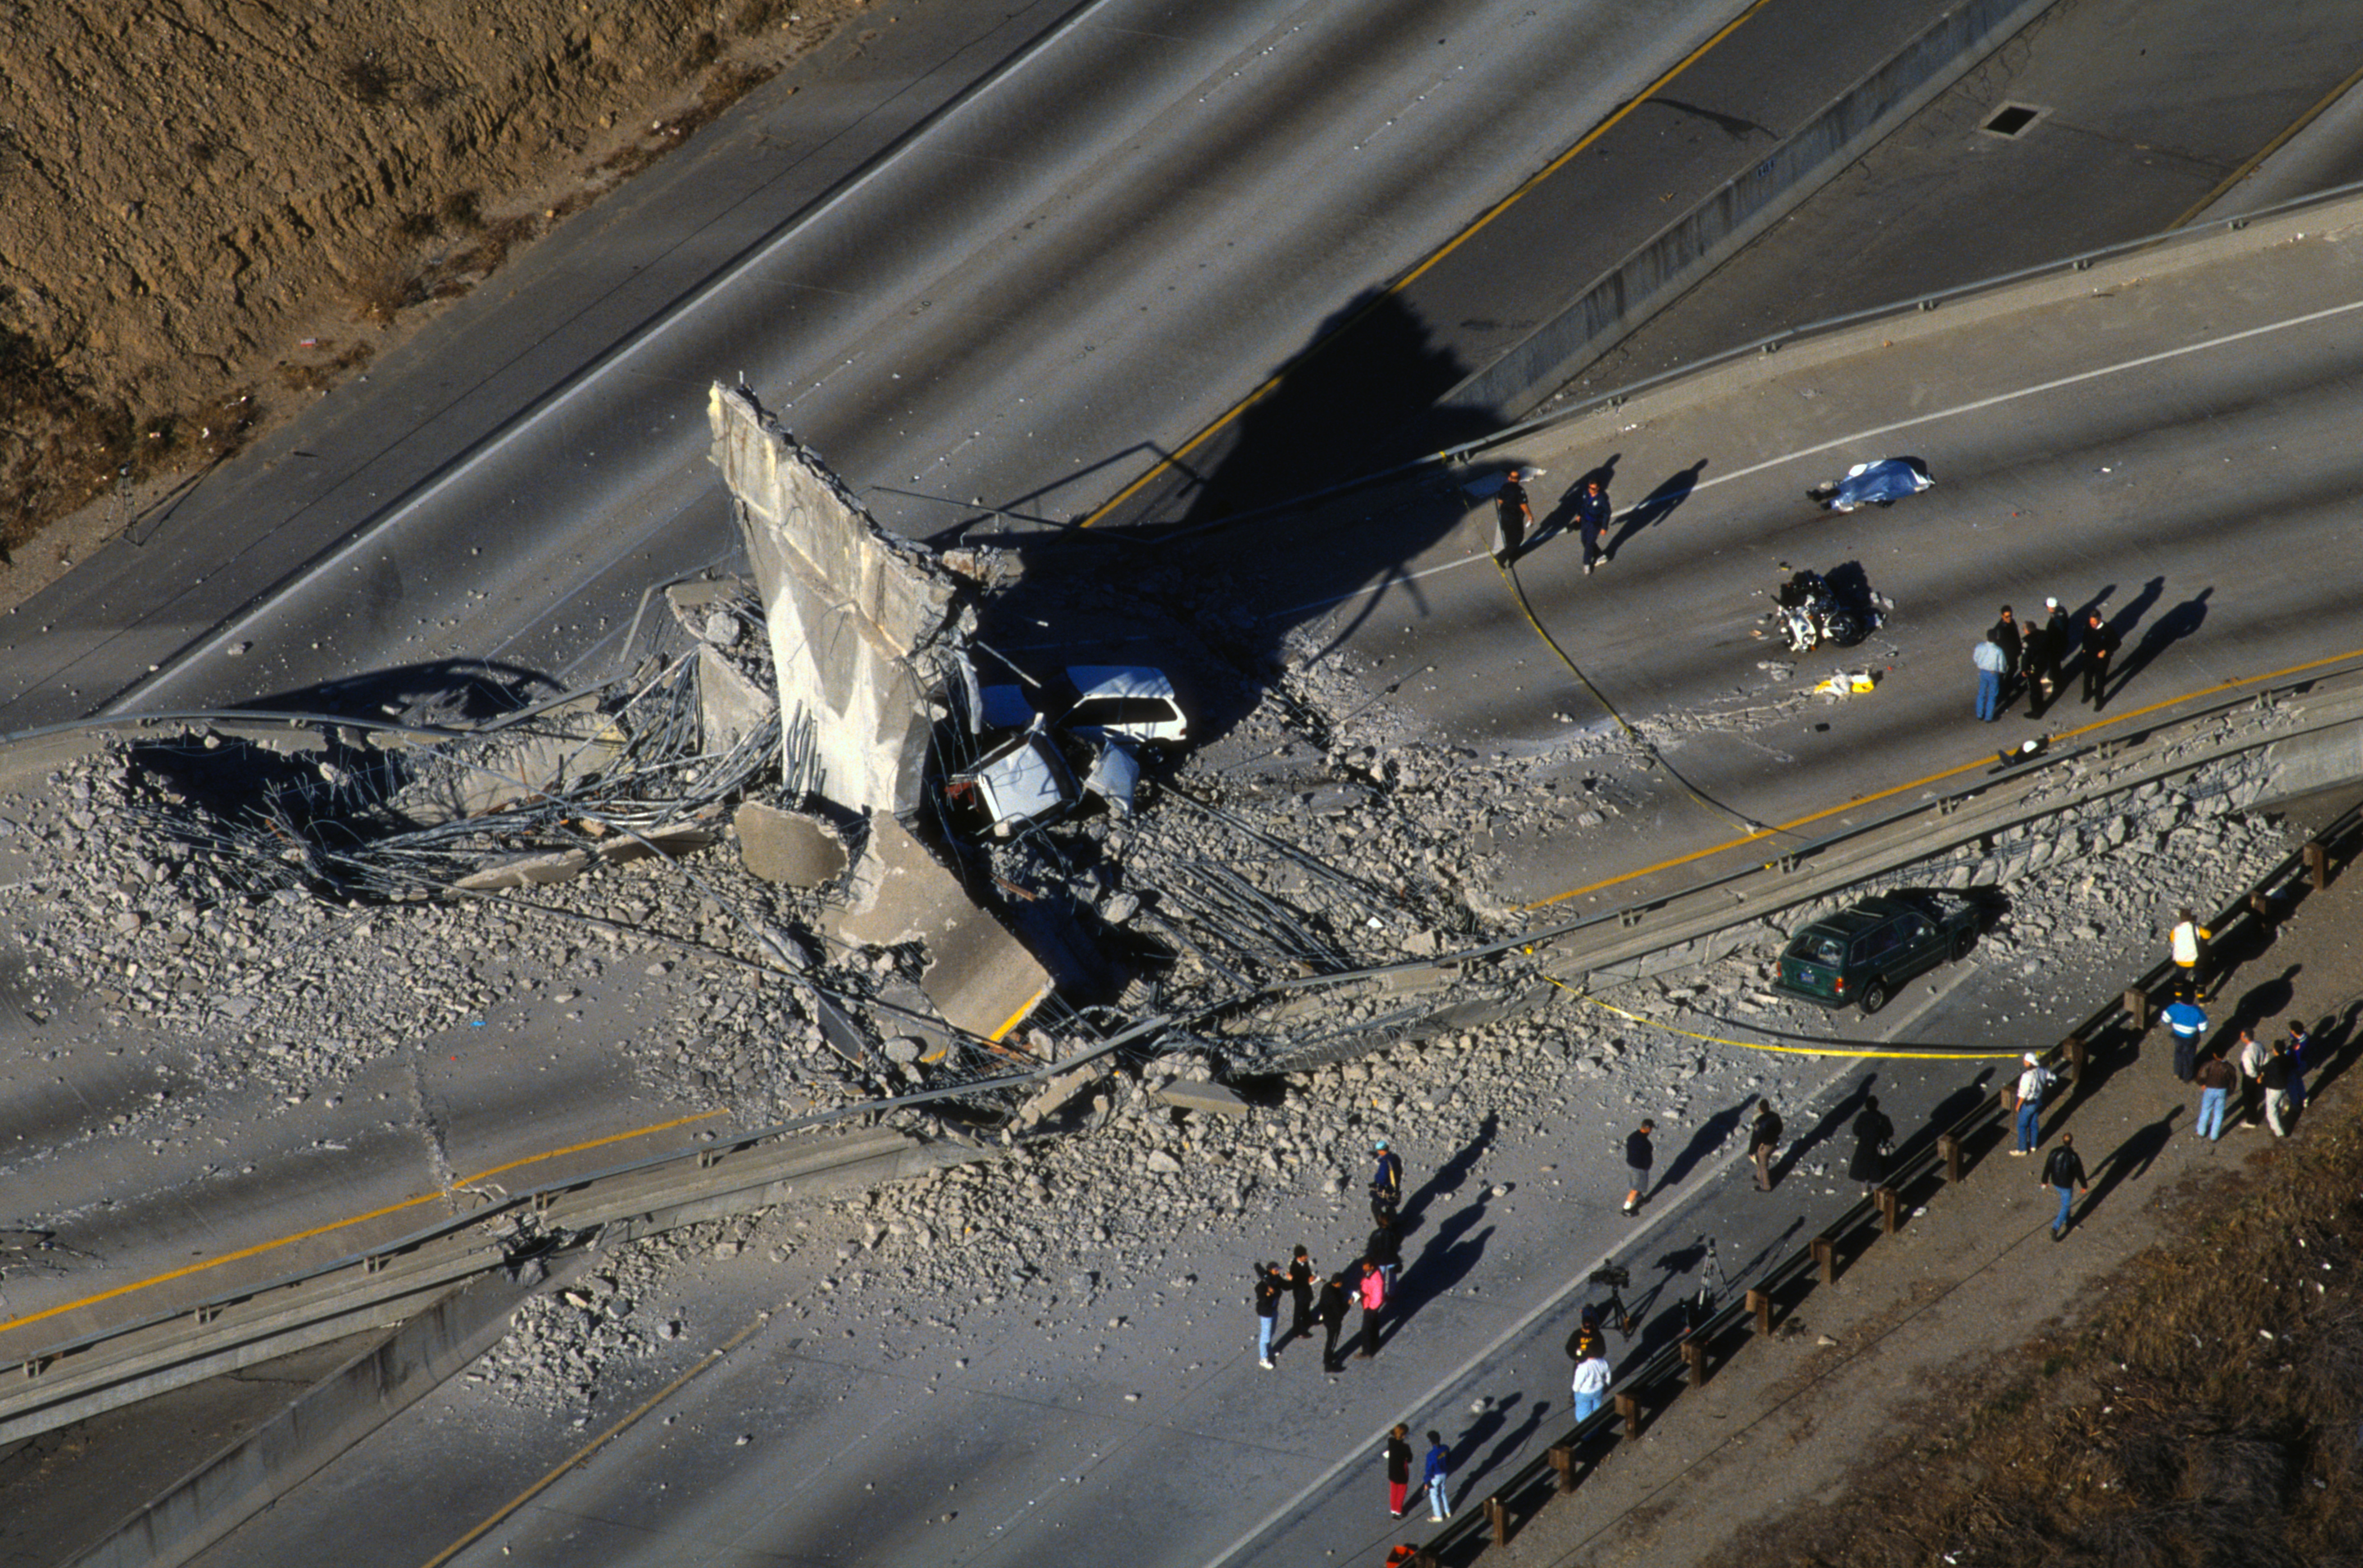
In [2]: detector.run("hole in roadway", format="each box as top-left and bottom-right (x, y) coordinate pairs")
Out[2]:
(1981, 103), (2043, 138)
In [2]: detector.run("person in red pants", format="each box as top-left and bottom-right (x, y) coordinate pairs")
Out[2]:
(1384, 1424), (1414, 1519)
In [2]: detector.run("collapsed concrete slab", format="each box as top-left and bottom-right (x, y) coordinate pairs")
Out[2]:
(1152, 1079), (1251, 1116)
(706, 384), (1076, 1046)
(706, 384), (969, 819)
(733, 801), (847, 888)
(830, 812), (1053, 1044)
(450, 848), (596, 891)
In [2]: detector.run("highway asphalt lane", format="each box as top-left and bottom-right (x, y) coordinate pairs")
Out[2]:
(178, 941), (2053, 1568)
(0, 0), (1786, 1359)
(0, 0), (1785, 735)
(1201, 206), (2363, 916)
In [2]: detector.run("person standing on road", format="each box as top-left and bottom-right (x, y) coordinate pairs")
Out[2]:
(2195, 1049), (2234, 1141)
(2080, 609), (2121, 709)
(1989, 606), (2024, 705)
(1253, 1262), (1284, 1369)
(1317, 1270), (1352, 1372)
(1369, 1138), (1404, 1227)
(1422, 1431), (1453, 1522)
(1354, 1259), (1387, 1359)
(1384, 1424), (1414, 1519)
(1748, 1099), (1783, 1191)
(1366, 1218), (1403, 1299)
(1493, 469), (1534, 564)
(1572, 1349), (1613, 1422)
(1850, 1094), (1895, 1194)
(2238, 1028), (2271, 1129)
(2011, 1053), (2053, 1156)
(1973, 636), (2010, 723)
(2169, 908), (2212, 998)
(2040, 1132), (2090, 1240)
(2027, 597), (2069, 715)
(1573, 475), (1613, 574)
(2162, 991), (2208, 1083)
(1622, 1120), (1656, 1216)
(2287, 1017), (2314, 1111)
(1285, 1245), (1317, 1346)
(2262, 1037), (2296, 1136)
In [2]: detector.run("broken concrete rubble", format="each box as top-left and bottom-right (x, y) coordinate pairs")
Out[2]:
(1150, 1079), (1250, 1116)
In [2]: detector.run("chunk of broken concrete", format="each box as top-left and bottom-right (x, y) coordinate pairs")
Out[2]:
(698, 645), (775, 756)
(1152, 1079), (1250, 1116)
(734, 801), (849, 887)
(831, 810), (1054, 1044)
(595, 824), (719, 866)
(451, 848), (596, 891)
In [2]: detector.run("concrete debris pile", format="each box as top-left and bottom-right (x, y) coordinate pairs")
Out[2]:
(456, 731), (2309, 1417)
(468, 1215), (761, 1419)
(6, 739), (881, 1113)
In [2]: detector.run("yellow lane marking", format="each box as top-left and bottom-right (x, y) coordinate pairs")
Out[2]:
(0, 1109), (727, 1339)
(420, 1311), (773, 1568)
(1072, 0), (1781, 531)
(2170, 60), (2363, 229)
(1522, 642), (2363, 912)
(1549, 977), (2021, 1059)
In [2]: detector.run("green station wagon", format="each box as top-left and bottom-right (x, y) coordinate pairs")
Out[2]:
(1772, 890), (1981, 1014)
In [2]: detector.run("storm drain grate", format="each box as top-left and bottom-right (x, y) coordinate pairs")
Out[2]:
(1980, 103), (2045, 138)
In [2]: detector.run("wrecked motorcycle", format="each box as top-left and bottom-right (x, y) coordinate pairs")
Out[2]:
(1770, 568), (1862, 653)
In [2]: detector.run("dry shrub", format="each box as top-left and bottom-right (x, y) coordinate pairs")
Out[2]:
(0, 324), (257, 558)
(347, 261), (424, 324)
(274, 342), (374, 393)
(336, 53), (398, 106)
(439, 189), (486, 233)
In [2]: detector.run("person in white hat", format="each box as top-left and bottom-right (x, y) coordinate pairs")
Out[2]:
(2011, 1053), (2054, 1156)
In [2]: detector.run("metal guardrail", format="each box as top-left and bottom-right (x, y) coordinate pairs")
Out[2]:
(0, 1013), (1169, 1427)
(1398, 799), (2362, 1564)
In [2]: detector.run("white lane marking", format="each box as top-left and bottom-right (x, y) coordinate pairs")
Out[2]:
(1262, 549), (1489, 622)
(1196, 1162), (1727, 1568)
(1689, 292), (2363, 493)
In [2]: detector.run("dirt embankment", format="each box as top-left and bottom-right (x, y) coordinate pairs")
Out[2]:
(0, 0), (862, 581)
(1735, 1082), (2363, 1568)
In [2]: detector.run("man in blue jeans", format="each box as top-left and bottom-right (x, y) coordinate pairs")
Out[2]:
(2162, 992), (2208, 1082)
(2195, 1050), (2234, 1141)
(1974, 637), (2010, 722)
(2040, 1133), (2089, 1240)
(2011, 1053), (2052, 1156)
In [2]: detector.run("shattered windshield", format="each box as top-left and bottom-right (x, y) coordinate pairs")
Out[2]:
(1787, 932), (1847, 968)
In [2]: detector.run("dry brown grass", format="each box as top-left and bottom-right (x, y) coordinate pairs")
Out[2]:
(1725, 1105), (2363, 1567)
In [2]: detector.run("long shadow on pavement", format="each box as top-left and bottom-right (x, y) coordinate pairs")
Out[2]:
(2077, 1108), (2179, 1234)
(1661, 1092), (1756, 1189)
(1404, 1112), (1500, 1229)
(1770, 1073), (1877, 1187)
